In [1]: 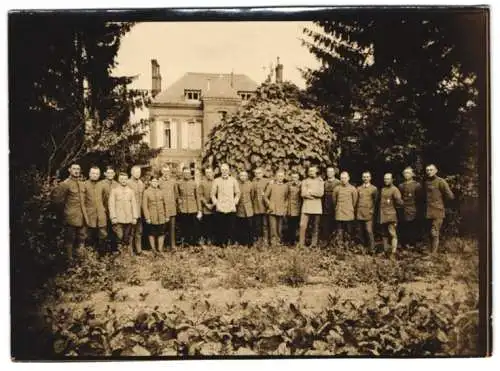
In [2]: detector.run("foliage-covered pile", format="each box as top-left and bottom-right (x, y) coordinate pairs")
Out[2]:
(202, 82), (338, 177)
(46, 285), (478, 357)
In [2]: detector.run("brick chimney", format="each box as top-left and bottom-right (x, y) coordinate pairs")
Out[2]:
(275, 56), (283, 83)
(151, 59), (162, 98)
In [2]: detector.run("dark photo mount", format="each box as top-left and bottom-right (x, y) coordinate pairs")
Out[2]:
(8, 6), (490, 360)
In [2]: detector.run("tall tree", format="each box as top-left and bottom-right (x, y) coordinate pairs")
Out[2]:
(301, 10), (486, 187)
(9, 15), (158, 179)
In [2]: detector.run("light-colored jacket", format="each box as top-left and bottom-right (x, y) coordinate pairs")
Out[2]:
(127, 178), (145, 216)
(301, 177), (324, 215)
(109, 185), (139, 224)
(332, 184), (358, 221)
(211, 176), (241, 213)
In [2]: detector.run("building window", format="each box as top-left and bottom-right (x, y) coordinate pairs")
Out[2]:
(164, 124), (171, 149)
(185, 89), (201, 101)
(238, 91), (253, 102)
(218, 111), (227, 121)
(163, 120), (177, 149)
(188, 120), (202, 149)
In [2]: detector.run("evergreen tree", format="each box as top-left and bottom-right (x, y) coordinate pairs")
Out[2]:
(301, 10), (486, 188)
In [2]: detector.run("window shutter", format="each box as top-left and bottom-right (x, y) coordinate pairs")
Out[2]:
(170, 119), (178, 149)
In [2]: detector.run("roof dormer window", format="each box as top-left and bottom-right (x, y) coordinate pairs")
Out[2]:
(185, 89), (201, 101)
(238, 91), (254, 103)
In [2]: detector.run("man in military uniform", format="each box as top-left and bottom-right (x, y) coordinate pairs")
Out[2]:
(109, 172), (139, 255)
(99, 165), (119, 253)
(83, 166), (107, 256)
(127, 165), (145, 255)
(424, 164), (455, 253)
(265, 169), (289, 245)
(252, 167), (270, 245)
(321, 167), (340, 244)
(378, 173), (403, 257)
(356, 171), (378, 252)
(159, 165), (178, 249)
(236, 170), (255, 247)
(398, 167), (423, 249)
(177, 166), (202, 247)
(332, 171), (358, 242)
(198, 167), (216, 245)
(211, 163), (240, 247)
(52, 163), (88, 261)
(299, 166), (324, 248)
(286, 171), (302, 245)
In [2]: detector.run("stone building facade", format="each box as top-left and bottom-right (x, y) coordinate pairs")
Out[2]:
(147, 59), (261, 175)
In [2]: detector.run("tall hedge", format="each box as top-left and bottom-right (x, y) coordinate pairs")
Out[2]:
(202, 82), (338, 177)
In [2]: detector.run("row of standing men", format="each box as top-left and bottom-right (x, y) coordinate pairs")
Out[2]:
(52, 162), (454, 260)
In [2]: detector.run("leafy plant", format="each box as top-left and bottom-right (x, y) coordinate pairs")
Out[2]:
(202, 82), (338, 177)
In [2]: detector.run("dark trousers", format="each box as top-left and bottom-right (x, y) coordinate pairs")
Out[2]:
(253, 214), (269, 244)
(236, 216), (253, 246)
(216, 212), (236, 247)
(400, 219), (419, 247)
(131, 218), (143, 254)
(63, 225), (86, 260)
(337, 221), (354, 241)
(85, 226), (108, 255)
(286, 216), (300, 245)
(200, 213), (216, 245)
(164, 216), (176, 249)
(320, 214), (335, 243)
(112, 223), (133, 252)
(178, 213), (199, 246)
(105, 219), (118, 253)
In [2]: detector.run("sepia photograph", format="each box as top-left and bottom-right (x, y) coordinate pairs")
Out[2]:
(8, 6), (490, 360)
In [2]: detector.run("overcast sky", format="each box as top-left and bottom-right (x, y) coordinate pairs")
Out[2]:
(114, 21), (321, 91)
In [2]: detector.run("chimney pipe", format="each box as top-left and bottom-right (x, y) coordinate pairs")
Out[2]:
(275, 56), (283, 84)
(230, 70), (234, 88)
(151, 59), (162, 98)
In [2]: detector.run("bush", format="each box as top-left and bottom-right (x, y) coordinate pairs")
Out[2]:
(202, 82), (338, 177)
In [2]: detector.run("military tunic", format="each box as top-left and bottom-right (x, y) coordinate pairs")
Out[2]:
(378, 185), (403, 224)
(176, 179), (200, 214)
(287, 181), (302, 217)
(198, 179), (215, 215)
(356, 184), (378, 221)
(264, 182), (289, 216)
(143, 187), (168, 225)
(332, 184), (358, 221)
(84, 180), (107, 228)
(398, 180), (422, 221)
(424, 176), (455, 220)
(252, 178), (270, 215)
(159, 177), (178, 217)
(236, 181), (255, 218)
(323, 178), (340, 215)
(52, 178), (88, 227)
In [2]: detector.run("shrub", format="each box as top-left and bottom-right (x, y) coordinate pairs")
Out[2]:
(202, 82), (338, 177)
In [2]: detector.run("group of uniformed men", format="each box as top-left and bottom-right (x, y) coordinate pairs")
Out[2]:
(52, 161), (454, 261)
